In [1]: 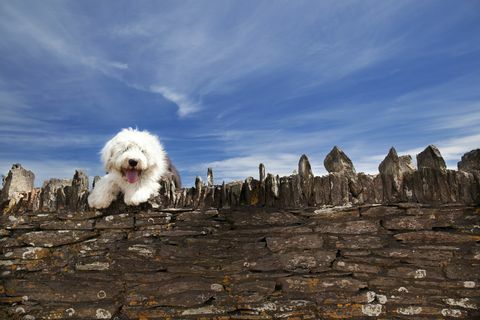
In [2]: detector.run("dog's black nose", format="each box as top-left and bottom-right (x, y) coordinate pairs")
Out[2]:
(128, 159), (138, 167)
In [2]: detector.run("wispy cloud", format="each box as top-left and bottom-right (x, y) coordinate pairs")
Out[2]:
(150, 86), (199, 117)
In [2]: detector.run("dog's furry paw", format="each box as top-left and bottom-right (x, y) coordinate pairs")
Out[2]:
(124, 191), (150, 206)
(88, 193), (112, 209)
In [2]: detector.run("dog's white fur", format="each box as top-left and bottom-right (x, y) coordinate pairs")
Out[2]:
(88, 128), (168, 208)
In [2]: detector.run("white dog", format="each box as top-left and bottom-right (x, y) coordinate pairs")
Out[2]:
(88, 128), (180, 208)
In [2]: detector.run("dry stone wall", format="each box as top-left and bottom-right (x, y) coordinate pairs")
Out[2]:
(0, 145), (479, 319)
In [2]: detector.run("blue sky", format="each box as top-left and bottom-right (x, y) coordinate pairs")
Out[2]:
(1, 1), (479, 187)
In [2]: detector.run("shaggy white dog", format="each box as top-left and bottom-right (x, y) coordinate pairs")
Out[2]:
(88, 128), (180, 208)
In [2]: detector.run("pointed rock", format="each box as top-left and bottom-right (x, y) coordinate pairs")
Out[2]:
(67, 170), (89, 211)
(259, 163), (266, 182)
(417, 145), (446, 171)
(298, 154), (314, 206)
(1, 164), (35, 203)
(324, 146), (356, 176)
(207, 168), (213, 187)
(40, 179), (72, 212)
(299, 154), (313, 178)
(458, 149), (480, 172)
(378, 147), (399, 176)
(378, 148), (414, 202)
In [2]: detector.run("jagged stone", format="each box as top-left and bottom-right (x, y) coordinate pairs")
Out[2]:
(259, 163), (266, 182)
(193, 176), (204, 208)
(242, 177), (261, 206)
(0, 164), (34, 205)
(68, 170), (89, 211)
(329, 173), (350, 206)
(40, 179), (72, 212)
(226, 180), (242, 207)
(417, 145), (447, 171)
(207, 168), (213, 187)
(324, 146), (356, 176)
(313, 175), (330, 205)
(298, 154), (314, 206)
(265, 173), (279, 206)
(458, 149), (480, 172)
(378, 148), (414, 202)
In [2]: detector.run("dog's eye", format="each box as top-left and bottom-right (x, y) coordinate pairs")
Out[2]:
(140, 149), (146, 154)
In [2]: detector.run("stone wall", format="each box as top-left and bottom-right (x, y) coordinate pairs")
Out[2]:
(0, 145), (479, 319)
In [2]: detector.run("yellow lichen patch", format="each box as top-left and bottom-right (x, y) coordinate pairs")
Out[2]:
(0, 296), (24, 303)
(222, 275), (231, 286)
(138, 315), (149, 320)
(250, 193), (259, 205)
(306, 278), (320, 292)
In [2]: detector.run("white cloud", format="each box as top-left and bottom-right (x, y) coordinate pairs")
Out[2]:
(150, 86), (199, 117)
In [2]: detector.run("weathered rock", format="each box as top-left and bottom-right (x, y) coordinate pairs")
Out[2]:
(242, 177), (261, 206)
(279, 250), (336, 273)
(19, 230), (97, 247)
(378, 148), (414, 202)
(68, 170), (89, 211)
(0, 164), (34, 204)
(40, 179), (72, 212)
(259, 163), (266, 182)
(226, 180), (242, 207)
(280, 276), (367, 293)
(266, 234), (323, 252)
(324, 146), (356, 176)
(458, 149), (480, 172)
(298, 154), (314, 206)
(357, 173), (377, 204)
(394, 231), (480, 243)
(382, 211), (462, 230)
(329, 173), (350, 206)
(417, 145), (447, 171)
(96, 213), (134, 229)
(315, 220), (379, 234)
(333, 260), (381, 274)
(207, 168), (213, 187)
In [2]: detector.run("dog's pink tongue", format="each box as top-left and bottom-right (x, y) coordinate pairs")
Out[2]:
(126, 169), (139, 184)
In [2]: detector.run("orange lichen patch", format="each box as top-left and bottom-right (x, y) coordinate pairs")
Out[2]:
(138, 315), (149, 320)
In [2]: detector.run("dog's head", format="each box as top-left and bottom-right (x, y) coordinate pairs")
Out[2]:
(101, 128), (166, 184)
